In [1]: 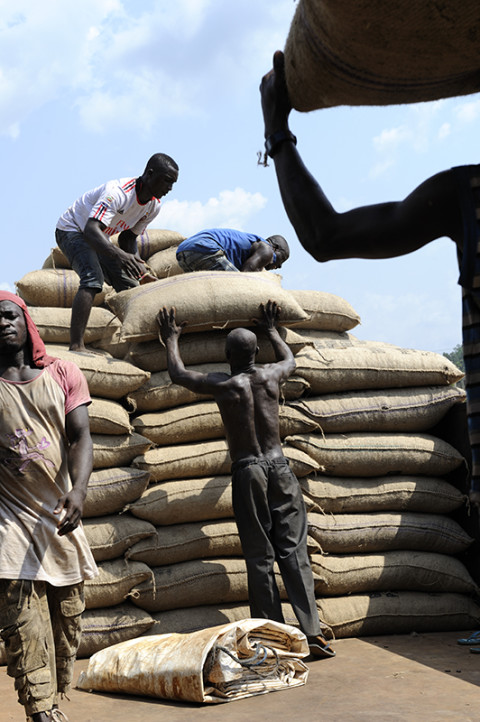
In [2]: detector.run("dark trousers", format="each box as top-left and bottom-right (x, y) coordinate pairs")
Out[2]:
(231, 456), (320, 637)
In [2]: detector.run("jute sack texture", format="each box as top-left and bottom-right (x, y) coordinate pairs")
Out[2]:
(300, 475), (466, 515)
(77, 605), (155, 658)
(126, 327), (307, 373)
(83, 467), (151, 518)
(125, 519), (242, 566)
(111, 228), (185, 260)
(316, 591), (480, 638)
(290, 386), (466, 433)
(284, 0), (480, 111)
(16, 269), (107, 307)
(293, 345), (463, 393)
(310, 551), (479, 596)
(84, 558), (152, 609)
(129, 557), (286, 613)
(92, 432), (152, 470)
(307, 511), (473, 555)
(287, 432), (465, 477)
(127, 476), (233, 525)
(147, 246), (183, 279)
(83, 516), (156, 562)
(28, 306), (119, 345)
(45, 344), (150, 400)
(146, 601), (300, 637)
(107, 271), (309, 342)
(88, 398), (133, 435)
(289, 289), (360, 331)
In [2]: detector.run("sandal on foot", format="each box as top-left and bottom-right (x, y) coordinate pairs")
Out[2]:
(307, 635), (336, 658)
(50, 711), (69, 722)
(457, 631), (480, 645)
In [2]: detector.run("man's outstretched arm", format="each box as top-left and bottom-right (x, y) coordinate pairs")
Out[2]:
(256, 300), (295, 380)
(157, 307), (224, 394)
(260, 51), (463, 262)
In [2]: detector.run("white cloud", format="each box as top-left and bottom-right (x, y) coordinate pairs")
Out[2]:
(159, 187), (267, 236)
(455, 98), (480, 124)
(0, 0), (296, 137)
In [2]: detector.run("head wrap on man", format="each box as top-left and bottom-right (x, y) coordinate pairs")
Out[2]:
(0, 291), (55, 368)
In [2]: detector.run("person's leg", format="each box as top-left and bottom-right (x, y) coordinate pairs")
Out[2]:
(0, 580), (56, 719)
(55, 229), (103, 351)
(231, 459), (284, 622)
(47, 582), (85, 708)
(267, 459), (323, 636)
(69, 287), (97, 351)
(177, 249), (239, 272)
(462, 288), (480, 502)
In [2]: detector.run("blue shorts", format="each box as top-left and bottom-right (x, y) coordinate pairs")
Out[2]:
(55, 229), (138, 293)
(176, 248), (239, 273)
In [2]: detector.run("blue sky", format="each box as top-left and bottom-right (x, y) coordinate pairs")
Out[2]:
(2, 0), (479, 354)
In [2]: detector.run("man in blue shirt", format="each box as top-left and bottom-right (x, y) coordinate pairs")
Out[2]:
(176, 228), (289, 272)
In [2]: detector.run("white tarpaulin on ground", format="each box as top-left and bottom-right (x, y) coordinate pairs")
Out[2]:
(76, 618), (309, 703)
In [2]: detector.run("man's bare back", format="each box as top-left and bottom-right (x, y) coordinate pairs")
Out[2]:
(157, 301), (295, 464)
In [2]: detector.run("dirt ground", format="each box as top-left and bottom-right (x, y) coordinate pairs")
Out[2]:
(2, 630), (480, 722)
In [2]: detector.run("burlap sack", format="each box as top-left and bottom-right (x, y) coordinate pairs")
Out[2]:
(130, 558), (286, 613)
(132, 401), (318, 445)
(293, 345), (463, 393)
(42, 246), (71, 269)
(147, 246), (184, 279)
(127, 476), (233, 525)
(107, 271), (309, 342)
(307, 511), (474, 555)
(90, 323), (131, 359)
(300, 475), (466, 515)
(111, 228), (185, 259)
(83, 467), (151, 518)
(310, 551), (478, 596)
(125, 520), (242, 566)
(92, 432), (152, 469)
(132, 439), (231, 482)
(89, 398), (132, 435)
(316, 592), (480, 638)
(296, 329), (358, 349)
(289, 289), (360, 331)
(291, 386), (466, 434)
(286, 432), (465, 477)
(83, 516), (156, 562)
(282, 445), (322, 477)
(85, 559), (153, 609)
(45, 344), (150, 399)
(78, 605), (155, 658)
(284, 0), (480, 111)
(127, 364), (229, 412)
(127, 327), (307, 373)
(28, 306), (119, 344)
(16, 269), (107, 307)
(146, 602), (299, 637)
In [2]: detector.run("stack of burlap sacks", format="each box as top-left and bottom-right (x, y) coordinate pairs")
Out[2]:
(1, 227), (479, 664)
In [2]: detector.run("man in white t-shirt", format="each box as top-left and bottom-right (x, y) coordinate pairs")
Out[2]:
(0, 291), (97, 722)
(55, 153), (179, 352)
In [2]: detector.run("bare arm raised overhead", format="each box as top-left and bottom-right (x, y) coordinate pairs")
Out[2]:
(157, 307), (229, 395)
(260, 51), (463, 262)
